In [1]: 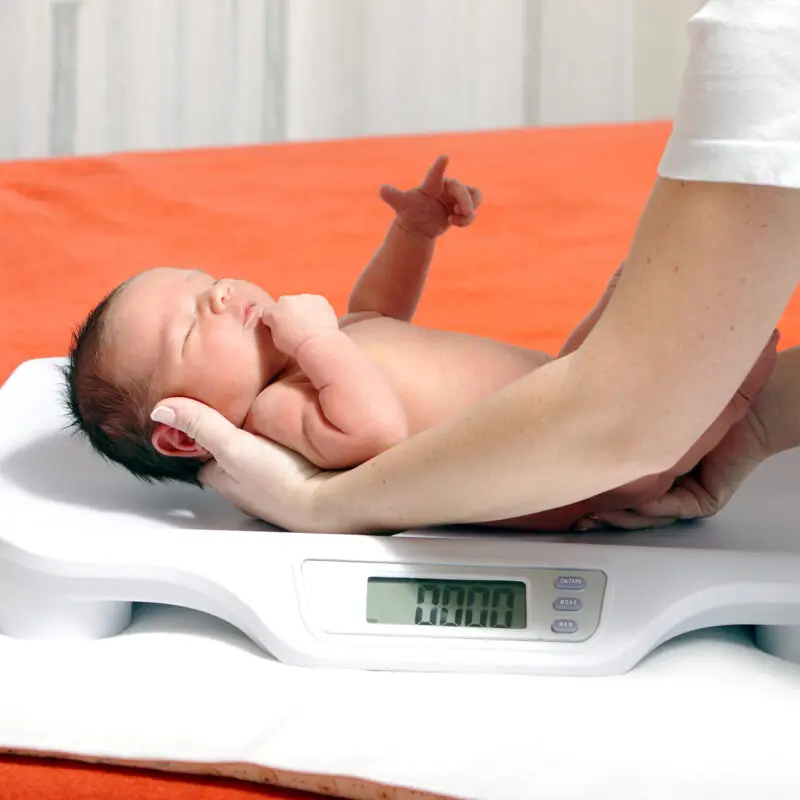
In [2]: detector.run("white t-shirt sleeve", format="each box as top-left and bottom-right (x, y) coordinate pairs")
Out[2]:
(658, 0), (800, 189)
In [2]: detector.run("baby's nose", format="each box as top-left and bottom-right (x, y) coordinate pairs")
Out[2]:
(209, 281), (233, 314)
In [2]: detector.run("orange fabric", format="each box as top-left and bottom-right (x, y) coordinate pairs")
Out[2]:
(2, 120), (800, 798)
(0, 756), (315, 800)
(5, 120), (800, 390)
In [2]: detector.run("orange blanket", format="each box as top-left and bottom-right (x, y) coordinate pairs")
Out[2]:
(1, 120), (798, 799)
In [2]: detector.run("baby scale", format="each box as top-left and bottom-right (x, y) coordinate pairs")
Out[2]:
(1, 357), (799, 676)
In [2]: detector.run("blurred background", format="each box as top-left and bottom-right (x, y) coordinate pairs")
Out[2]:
(0, 0), (701, 162)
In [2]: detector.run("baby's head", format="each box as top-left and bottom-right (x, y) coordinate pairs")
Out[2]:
(64, 267), (284, 485)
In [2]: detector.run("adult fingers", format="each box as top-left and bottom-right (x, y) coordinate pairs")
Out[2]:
(573, 509), (678, 531)
(634, 478), (714, 519)
(151, 397), (243, 473)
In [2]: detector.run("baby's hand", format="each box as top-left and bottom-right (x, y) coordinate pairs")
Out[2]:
(380, 155), (482, 239)
(262, 294), (339, 358)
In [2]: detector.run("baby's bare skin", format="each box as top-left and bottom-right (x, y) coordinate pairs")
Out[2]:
(346, 316), (551, 432)
(247, 314), (549, 443)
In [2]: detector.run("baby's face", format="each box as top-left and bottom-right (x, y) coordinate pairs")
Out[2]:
(108, 267), (283, 427)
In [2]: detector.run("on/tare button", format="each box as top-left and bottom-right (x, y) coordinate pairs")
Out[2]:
(555, 576), (586, 590)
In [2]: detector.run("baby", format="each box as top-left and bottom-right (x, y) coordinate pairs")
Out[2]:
(64, 156), (778, 531)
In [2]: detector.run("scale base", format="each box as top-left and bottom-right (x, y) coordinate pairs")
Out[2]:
(0, 600), (132, 641)
(0, 564), (132, 640)
(755, 625), (800, 666)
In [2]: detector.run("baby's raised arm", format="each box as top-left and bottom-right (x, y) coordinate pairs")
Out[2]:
(245, 295), (408, 470)
(348, 155), (480, 321)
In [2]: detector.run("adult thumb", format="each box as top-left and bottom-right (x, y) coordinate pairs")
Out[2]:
(151, 397), (240, 464)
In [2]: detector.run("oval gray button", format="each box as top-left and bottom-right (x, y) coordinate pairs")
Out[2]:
(555, 576), (586, 590)
(554, 597), (582, 611)
(551, 618), (579, 634)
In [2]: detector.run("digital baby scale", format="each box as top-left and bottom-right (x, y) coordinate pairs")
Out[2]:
(1, 357), (799, 676)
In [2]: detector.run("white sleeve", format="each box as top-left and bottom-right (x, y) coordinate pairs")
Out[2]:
(658, 0), (800, 189)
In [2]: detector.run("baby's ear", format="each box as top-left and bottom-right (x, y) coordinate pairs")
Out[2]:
(151, 423), (209, 458)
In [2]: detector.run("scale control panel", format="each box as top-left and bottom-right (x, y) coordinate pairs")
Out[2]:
(301, 560), (608, 643)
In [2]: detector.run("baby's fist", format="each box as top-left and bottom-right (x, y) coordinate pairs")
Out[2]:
(380, 155), (482, 239)
(261, 294), (339, 357)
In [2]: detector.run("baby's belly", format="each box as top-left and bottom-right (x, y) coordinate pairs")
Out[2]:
(402, 364), (534, 433)
(345, 319), (550, 435)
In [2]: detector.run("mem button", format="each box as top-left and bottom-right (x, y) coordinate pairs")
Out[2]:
(555, 575), (586, 590)
(551, 618), (579, 634)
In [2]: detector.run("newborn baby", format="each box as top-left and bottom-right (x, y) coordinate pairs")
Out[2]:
(65, 156), (778, 531)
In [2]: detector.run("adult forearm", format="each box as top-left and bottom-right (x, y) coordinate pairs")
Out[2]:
(347, 221), (435, 320)
(316, 354), (666, 533)
(755, 345), (800, 457)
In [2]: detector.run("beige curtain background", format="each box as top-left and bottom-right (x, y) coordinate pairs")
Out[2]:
(0, 0), (702, 161)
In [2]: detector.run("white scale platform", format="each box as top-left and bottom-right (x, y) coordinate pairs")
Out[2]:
(1, 357), (800, 676)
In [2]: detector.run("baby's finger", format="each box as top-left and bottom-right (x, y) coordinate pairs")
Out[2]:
(467, 186), (482, 209)
(446, 180), (476, 223)
(420, 155), (449, 194)
(448, 215), (472, 228)
(447, 179), (473, 213)
(378, 184), (406, 213)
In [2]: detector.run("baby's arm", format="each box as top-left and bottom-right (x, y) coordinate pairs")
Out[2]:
(348, 155), (480, 322)
(247, 296), (408, 470)
(348, 221), (436, 322)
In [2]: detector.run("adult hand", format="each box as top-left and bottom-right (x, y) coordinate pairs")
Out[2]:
(150, 401), (332, 532)
(635, 408), (770, 521)
(570, 331), (779, 530)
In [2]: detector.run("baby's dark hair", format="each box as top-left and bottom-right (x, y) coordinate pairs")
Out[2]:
(62, 283), (204, 486)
